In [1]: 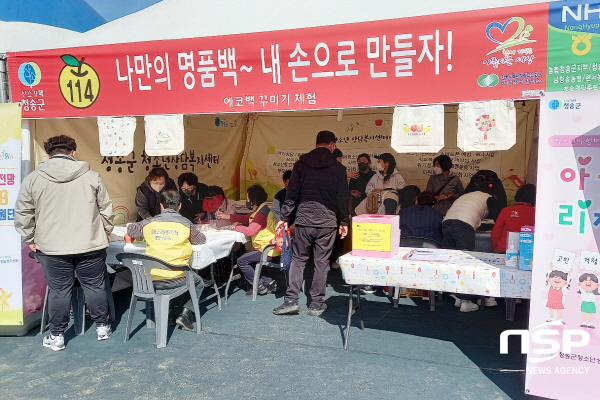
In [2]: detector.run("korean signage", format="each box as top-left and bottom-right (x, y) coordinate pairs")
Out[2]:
(547, 1), (600, 92)
(0, 103), (23, 326)
(7, 4), (547, 118)
(525, 91), (600, 399)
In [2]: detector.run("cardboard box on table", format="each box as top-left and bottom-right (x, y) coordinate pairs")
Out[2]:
(352, 214), (399, 258)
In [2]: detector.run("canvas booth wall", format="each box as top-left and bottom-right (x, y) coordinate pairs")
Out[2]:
(241, 101), (539, 201)
(31, 114), (247, 223)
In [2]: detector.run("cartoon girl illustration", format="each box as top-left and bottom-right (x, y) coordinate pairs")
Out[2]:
(577, 272), (600, 329)
(545, 265), (572, 324)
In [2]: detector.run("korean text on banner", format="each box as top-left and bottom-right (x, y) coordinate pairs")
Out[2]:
(391, 105), (444, 153)
(525, 91), (600, 400)
(97, 116), (136, 157)
(144, 114), (184, 156)
(7, 3), (548, 118)
(547, 0), (600, 93)
(0, 103), (24, 326)
(457, 100), (516, 152)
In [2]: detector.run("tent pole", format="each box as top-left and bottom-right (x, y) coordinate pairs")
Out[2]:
(0, 54), (9, 103)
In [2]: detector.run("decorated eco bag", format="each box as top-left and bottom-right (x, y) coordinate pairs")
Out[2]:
(391, 104), (444, 153)
(97, 116), (136, 157)
(144, 114), (184, 156)
(457, 100), (516, 151)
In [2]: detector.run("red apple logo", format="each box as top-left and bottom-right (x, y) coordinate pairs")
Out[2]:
(411, 125), (417, 132)
(375, 119), (383, 126)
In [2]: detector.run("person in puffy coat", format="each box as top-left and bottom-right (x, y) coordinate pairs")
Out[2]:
(135, 167), (177, 221)
(15, 135), (114, 350)
(491, 184), (536, 252)
(274, 130), (349, 316)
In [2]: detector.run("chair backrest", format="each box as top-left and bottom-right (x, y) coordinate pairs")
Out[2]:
(400, 236), (442, 249)
(116, 253), (188, 297)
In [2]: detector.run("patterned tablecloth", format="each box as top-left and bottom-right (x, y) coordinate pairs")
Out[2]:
(338, 248), (532, 298)
(106, 229), (248, 270)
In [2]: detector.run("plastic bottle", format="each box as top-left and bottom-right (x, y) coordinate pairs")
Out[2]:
(505, 241), (519, 268)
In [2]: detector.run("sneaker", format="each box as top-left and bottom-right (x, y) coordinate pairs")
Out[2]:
(257, 284), (268, 296)
(96, 324), (112, 341)
(589, 324), (595, 329)
(175, 308), (194, 331)
(454, 297), (462, 308)
(477, 297), (498, 307)
(460, 300), (479, 313)
(273, 300), (300, 315)
(331, 262), (341, 269)
(581, 323), (588, 328)
(43, 333), (65, 351)
(266, 280), (278, 294)
(307, 303), (327, 316)
(361, 285), (376, 294)
(422, 290), (429, 301)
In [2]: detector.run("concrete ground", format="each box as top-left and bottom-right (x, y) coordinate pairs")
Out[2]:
(0, 268), (535, 400)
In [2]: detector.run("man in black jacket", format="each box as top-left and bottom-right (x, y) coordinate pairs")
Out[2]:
(273, 130), (350, 316)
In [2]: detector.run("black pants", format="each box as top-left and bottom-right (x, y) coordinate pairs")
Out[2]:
(286, 225), (337, 306)
(441, 220), (476, 251)
(153, 273), (204, 313)
(441, 220), (477, 301)
(37, 249), (109, 335)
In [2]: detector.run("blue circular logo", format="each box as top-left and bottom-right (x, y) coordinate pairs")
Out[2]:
(18, 62), (42, 87)
(214, 117), (220, 126)
(548, 99), (562, 110)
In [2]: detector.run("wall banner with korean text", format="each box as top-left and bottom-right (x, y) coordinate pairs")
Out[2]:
(32, 114), (246, 223)
(547, 0), (600, 93)
(7, 3), (547, 119)
(241, 104), (536, 201)
(526, 91), (600, 399)
(0, 103), (24, 326)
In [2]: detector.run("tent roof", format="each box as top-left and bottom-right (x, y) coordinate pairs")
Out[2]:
(2, 0), (555, 52)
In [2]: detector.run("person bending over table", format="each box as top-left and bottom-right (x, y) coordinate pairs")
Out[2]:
(202, 185), (236, 227)
(125, 190), (206, 331)
(491, 184), (536, 252)
(400, 191), (443, 244)
(217, 185), (280, 295)
(442, 174), (497, 312)
(178, 172), (209, 224)
(135, 167), (177, 221)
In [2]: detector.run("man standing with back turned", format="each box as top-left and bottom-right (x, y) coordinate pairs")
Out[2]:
(15, 135), (114, 351)
(274, 130), (349, 316)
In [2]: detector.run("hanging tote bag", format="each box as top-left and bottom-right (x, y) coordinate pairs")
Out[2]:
(144, 114), (185, 156)
(391, 104), (445, 153)
(97, 116), (136, 157)
(457, 100), (516, 152)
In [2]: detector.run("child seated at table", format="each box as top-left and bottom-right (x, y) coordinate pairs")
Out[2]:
(217, 185), (280, 296)
(125, 190), (206, 331)
(491, 184), (536, 252)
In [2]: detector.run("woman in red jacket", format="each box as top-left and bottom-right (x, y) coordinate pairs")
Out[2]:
(491, 184), (536, 252)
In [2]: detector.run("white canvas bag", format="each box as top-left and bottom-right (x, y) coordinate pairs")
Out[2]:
(144, 114), (185, 156)
(391, 104), (444, 153)
(457, 100), (516, 151)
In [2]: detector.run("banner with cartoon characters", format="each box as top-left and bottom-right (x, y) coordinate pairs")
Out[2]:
(526, 91), (600, 399)
(0, 103), (23, 326)
(7, 3), (547, 118)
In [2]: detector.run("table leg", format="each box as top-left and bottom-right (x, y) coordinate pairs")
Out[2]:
(356, 288), (365, 331)
(393, 286), (399, 308)
(506, 298), (517, 321)
(210, 263), (222, 310)
(429, 291), (436, 312)
(344, 284), (354, 351)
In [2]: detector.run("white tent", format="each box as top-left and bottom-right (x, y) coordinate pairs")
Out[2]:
(3, 0), (553, 52)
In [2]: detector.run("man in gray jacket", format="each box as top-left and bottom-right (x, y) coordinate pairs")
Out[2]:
(15, 135), (114, 351)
